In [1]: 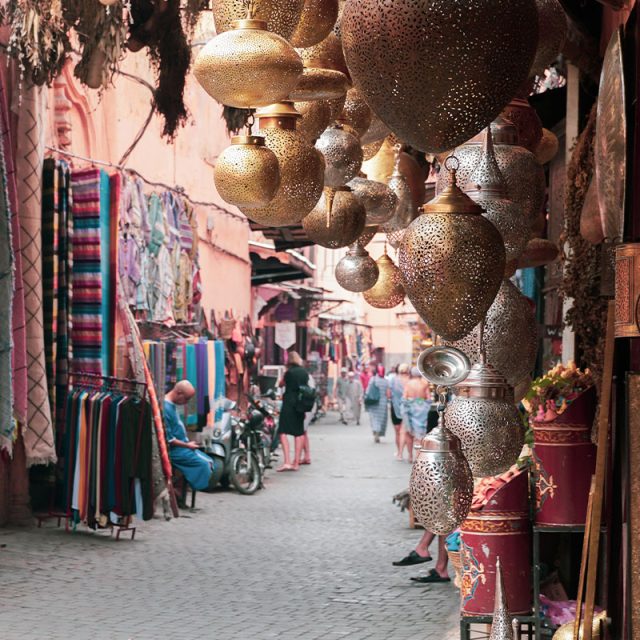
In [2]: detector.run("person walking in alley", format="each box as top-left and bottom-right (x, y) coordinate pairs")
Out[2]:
(346, 371), (363, 425)
(365, 364), (390, 443)
(390, 363), (410, 460)
(164, 381), (214, 490)
(401, 367), (432, 463)
(335, 367), (350, 424)
(276, 351), (309, 472)
(393, 529), (451, 583)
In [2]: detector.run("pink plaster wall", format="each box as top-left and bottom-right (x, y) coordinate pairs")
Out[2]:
(47, 33), (252, 322)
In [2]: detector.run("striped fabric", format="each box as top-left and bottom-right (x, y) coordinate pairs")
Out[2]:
(71, 168), (103, 375)
(42, 159), (60, 406)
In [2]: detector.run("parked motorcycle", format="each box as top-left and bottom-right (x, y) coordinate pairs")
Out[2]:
(247, 389), (278, 469)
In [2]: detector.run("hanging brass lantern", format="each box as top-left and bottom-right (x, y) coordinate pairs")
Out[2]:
(362, 139), (385, 161)
(290, 0), (339, 48)
(534, 128), (560, 165)
(340, 0), (538, 154)
(315, 124), (363, 188)
(382, 148), (417, 249)
(399, 164), (506, 342)
(302, 186), (366, 248)
(361, 113), (391, 145)
(363, 248), (405, 308)
(446, 278), (537, 387)
(193, 19), (303, 109)
(327, 94), (347, 121)
(530, 0), (567, 78)
(358, 225), (378, 246)
(489, 559), (515, 640)
(410, 346), (473, 535)
(297, 32), (351, 79)
(447, 354), (525, 478)
(437, 115), (546, 227)
(348, 176), (398, 226)
(552, 612), (607, 640)
(517, 238), (559, 268)
(464, 127), (530, 263)
(239, 102), (325, 227)
(335, 242), (379, 292)
(338, 87), (372, 139)
(362, 137), (396, 183)
(288, 66), (349, 102)
(500, 93), (543, 153)
(214, 135), (281, 209)
(212, 0), (305, 40)
(294, 99), (334, 142)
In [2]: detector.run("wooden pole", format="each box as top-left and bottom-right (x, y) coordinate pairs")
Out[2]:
(574, 476), (596, 640)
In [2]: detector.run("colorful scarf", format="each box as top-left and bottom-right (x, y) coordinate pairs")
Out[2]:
(70, 168), (103, 375)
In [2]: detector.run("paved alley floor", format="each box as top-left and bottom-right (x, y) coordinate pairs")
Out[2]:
(0, 413), (459, 640)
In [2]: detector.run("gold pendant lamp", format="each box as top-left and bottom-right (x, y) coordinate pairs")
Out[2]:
(212, 0), (305, 40)
(361, 113), (391, 145)
(239, 102), (325, 227)
(534, 128), (560, 165)
(399, 161), (506, 342)
(437, 115), (546, 228)
(362, 139), (385, 161)
(363, 246), (405, 309)
(315, 123), (363, 188)
(290, 0), (339, 48)
(294, 99), (334, 143)
(382, 146), (417, 249)
(302, 186), (365, 248)
(338, 87), (373, 139)
(335, 242), (379, 292)
(214, 131), (281, 209)
(193, 17), (303, 109)
(500, 91), (543, 153)
(340, 0), (538, 154)
(358, 225), (378, 247)
(530, 0), (567, 78)
(464, 127), (530, 264)
(348, 176), (397, 226)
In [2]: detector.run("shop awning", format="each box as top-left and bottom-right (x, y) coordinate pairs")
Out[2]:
(249, 220), (313, 251)
(250, 243), (314, 285)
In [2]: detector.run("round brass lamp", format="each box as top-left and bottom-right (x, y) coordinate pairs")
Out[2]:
(315, 124), (363, 188)
(290, 0), (339, 48)
(338, 87), (373, 139)
(348, 176), (398, 226)
(294, 99), (334, 142)
(214, 135), (281, 209)
(363, 248), (405, 308)
(239, 102), (324, 227)
(193, 19), (303, 109)
(212, 0), (305, 40)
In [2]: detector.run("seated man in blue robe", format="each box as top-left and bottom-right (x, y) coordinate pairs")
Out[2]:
(164, 380), (213, 491)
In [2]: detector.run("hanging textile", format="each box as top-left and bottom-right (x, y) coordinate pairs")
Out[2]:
(100, 170), (111, 373)
(0, 64), (26, 448)
(185, 342), (197, 425)
(108, 173), (121, 376)
(15, 83), (56, 466)
(0, 131), (13, 453)
(214, 340), (226, 426)
(71, 167), (103, 375)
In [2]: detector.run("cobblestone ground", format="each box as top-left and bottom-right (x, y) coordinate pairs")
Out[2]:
(0, 413), (459, 640)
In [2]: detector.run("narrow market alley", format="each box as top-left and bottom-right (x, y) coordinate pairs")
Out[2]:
(0, 415), (459, 640)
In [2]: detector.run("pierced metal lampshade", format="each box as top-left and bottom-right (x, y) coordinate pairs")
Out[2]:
(214, 135), (281, 209)
(348, 176), (398, 225)
(339, 87), (373, 139)
(294, 99), (334, 142)
(363, 139), (385, 161)
(464, 127), (530, 263)
(409, 411), (474, 534)
(447, 358), (524, 478)
(530, 0), (567, 78)
(489, 558), (515, 640)
(212, 0), (305, 40)
(500, 93), (543, 153)
(446, 278), (537, 387)
(302, 186), (366, 248)
(363, 249), (405, 308)
(193, 19), (303, 109)
(417, 345), (471, 387)
(552, 612), (607, 640)
(534, 128), (560, 165)
(361, 113), (391, 145)
(290, 0), (339, 48)
(335, 242), (379, 292)
(437, 115), (546, 227)
(340, 0), (538, 154)
(297, 32), (351, 79)
(382, 150), (417, 249)
(517, 238), (559, 269)
(358, 225), (378, 246)
(316, 124), (363, 188)
(239, 102), (324, 227)
(399, 166), (506, 342)
(288, 67), (349, 101)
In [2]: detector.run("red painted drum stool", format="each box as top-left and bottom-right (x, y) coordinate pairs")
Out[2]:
(461, 468), (531, 615)
(532, 386), (597, 526)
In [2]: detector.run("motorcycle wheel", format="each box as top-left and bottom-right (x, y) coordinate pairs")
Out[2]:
(229, 450), (261, 495)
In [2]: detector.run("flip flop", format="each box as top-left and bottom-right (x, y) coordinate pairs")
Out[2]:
(410, 569), (451, 583)
(276, 465), (294, 472)
(393, 550), (433, 566)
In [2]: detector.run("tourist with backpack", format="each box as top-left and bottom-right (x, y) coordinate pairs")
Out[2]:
(364, 364), (391, 443)
(276, 351), (313, 472)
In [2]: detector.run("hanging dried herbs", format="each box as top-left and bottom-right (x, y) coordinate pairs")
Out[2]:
(128, 0), (191, 139)
(5, 0), (70, 86)
(222, 105), (252, 134)
(560, 103), (608, 382)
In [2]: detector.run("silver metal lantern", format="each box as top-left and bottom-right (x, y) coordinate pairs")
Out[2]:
(335, 242), (379, 292)
(316, 124), (363, 188)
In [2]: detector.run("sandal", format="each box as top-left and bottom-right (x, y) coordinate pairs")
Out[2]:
(410, 569), (451, 583)
(276, 464), (294, 472)
(393, 550), (432, 566)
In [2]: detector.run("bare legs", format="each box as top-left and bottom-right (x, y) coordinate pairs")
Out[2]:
(416, 530), (435, 557)
(277, 434), (307, 471)
(299, 433), (311, 464)
(415, 530), (449, 577)
(276, 434), (294, 471)
(404, 431), (415, 463)
(293, 436), (303, 470)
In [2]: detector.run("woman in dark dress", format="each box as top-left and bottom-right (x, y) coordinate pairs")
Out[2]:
(277, 351), (309, 472)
